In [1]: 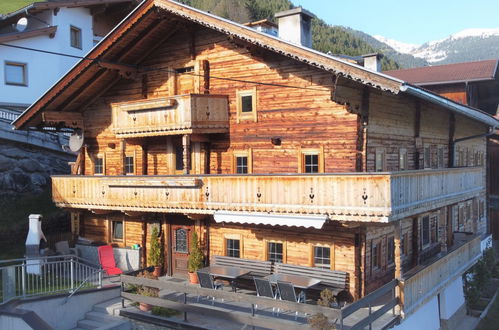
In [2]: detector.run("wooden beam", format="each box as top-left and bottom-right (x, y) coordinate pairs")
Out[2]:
(41, 111), (84, 128)
(182, 134), (190, 175)
(89, 209), (113, 215)
(120, 139), (127, 175)
(98, 61), (137, 80)
(57, 68), (108, 112)
(394, 221), (402, 279)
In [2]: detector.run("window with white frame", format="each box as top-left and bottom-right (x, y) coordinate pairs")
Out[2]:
(267, 242), (283, 263)
(236, 156), (248, 174)
(125, 156), (134, 174)
(313, 246), (331, 269)
(5, 61), (27, 86)
(94, 156), (104, 175)
(226, 238), (240, 258)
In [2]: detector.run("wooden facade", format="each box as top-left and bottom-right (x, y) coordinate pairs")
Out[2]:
(14, 0), (497, 300)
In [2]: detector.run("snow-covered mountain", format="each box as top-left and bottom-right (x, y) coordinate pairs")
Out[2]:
(374, 28), (499, 66)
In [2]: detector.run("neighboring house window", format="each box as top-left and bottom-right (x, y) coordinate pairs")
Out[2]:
(375, 148), (385, 172)
(175, 146), (184, 172)
(236, 156), (248, 174)
(111, 220), (123, 241)
(372, 242), (380, 269)
(70, 26), (82, 49)
(423, 145), (432, 169)
(94, 156), (104, 175)
(125, 156), (134, 174)
(438, 146), (444, 168)
(313, 246), (331, 269)
(304, 153), (319, 173)
(226, 239), (240, 258)
(399, 148), (408, 171)
(267, 242), (283, 263)
(421, 216), (430, 246)
(175, 228), (188, 253)
(5, 61), (27, 86)
(387, 237), (394, 264)
(236, 88), (257, 122)
(431, 215), (439, 243)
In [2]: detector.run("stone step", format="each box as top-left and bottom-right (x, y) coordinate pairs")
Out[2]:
(77, 318), (104, 330)
(85, 311), (119, 324)
(93, 297), (126, 316)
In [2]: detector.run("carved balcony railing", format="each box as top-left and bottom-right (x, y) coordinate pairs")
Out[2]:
(111, 94), (229, 138)
(52, 167), (484, 223)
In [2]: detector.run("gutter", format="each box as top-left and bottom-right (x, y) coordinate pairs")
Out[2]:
(399, 84), (499, 127)
(454, 126), (497, 143)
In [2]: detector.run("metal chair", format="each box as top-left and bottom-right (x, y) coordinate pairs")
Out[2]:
(197, 271), (223, 305)
(254, 277), (278, 314)
(276, 281), (305, 320)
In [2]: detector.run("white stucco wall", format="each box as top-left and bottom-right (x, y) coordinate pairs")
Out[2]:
(439, 276), (465, 320)
(0, 7), (94, 105)
(394, 296), (441, 330)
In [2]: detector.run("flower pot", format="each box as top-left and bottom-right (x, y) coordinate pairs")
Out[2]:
(188, 271), (199, 284)
(139, 302), (152, 312)
(152, 266), (161, 277)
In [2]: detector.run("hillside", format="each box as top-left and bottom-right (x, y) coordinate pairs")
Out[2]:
(0, 0), (33, 15)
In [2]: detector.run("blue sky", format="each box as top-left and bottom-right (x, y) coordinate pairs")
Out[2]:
(292, 0), (499, 45)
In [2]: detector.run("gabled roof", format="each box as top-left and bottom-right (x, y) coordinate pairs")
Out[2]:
(385, 59), (499, 86)
(12, 0), (499, 129)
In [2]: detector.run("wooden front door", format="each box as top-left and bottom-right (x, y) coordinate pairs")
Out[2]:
(170, 224), (192, 277)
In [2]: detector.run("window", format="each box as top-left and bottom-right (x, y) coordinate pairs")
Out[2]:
(94, 156), (104, 175)
(125, 156), (134, 174)
(375, 148), (385, 172)
(421, 216), (430, 246)
(479, 200), (485, 219)
(111, 220), (123, 241)
(431, 216), (439, 243)
(5, 61), (27, 86)
(236, 88), (257, 122)
(70, 26), (82, 49)
(304, 153), (319, 173)
(175, 228), (188, 253)
(267, 242), (283, 263)
(236, 156), (248, 174)
(387, 237), (394, 264)
(458, 206), (464, 231)
(313, 246), (331, 269)
(424, 145), (431, 169)
(399, 148), (408, 171)
(175, 146), (184, 171)
(438, 147), (444, 168)
(372, 242), (380, 269)
(226, 239), (240, 258)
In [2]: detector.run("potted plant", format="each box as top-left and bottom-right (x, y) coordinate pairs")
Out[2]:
(187, 231), (204, 284)
(148, 226), (163, 277)
(136, 270), (159, 312)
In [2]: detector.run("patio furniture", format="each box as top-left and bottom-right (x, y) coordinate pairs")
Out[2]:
(266, 273), (321, 290)
(200, 265), (251, 292)
(254, 277), (278, 315)
(212, 256), (273, 278)
(55, 241), (78, 257)
(197, 271), (223, 305)
(97, 245), (122, 276)
(276, 281), (305, 320)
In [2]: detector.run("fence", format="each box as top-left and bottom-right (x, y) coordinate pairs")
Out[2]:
(0, 255), (102, 305)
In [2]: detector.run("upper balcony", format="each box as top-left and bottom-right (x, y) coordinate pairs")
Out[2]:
(111, 94), (229, 138)
(51, 167), (484, 223)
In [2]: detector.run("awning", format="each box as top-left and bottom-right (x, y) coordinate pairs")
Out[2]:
(213, 212), (327, 229)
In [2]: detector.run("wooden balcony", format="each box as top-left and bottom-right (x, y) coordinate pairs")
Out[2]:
(51, 167), (484, 222)
(400, 234), (481, 316)
(111, 94), (229, 138)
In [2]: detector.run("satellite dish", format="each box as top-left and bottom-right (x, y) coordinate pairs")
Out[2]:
(15, 17), (28, 32)
(69, 129), (84, 152)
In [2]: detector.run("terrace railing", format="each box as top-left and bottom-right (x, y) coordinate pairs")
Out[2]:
(0, 255), (102, 305)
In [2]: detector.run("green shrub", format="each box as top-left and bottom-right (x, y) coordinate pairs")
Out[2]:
(148, 226), (163, 267)
(308, 313), (336, 330)
(151, 306), (180, 317)
(188, 231), (204, 273)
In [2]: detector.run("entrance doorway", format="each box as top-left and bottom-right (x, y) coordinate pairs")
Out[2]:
(166, 215), (195, 277)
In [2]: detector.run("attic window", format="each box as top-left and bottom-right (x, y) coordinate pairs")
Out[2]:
(5, 61), (27, 86)
(236, 88), (257, 122)
(70, 26), (82, 49)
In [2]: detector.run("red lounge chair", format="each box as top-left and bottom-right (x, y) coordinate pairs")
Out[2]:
(97, 245), (123, 276)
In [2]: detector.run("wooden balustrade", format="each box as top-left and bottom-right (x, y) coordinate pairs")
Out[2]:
(52, 167), (484, 222)
(400, 235), (481, 316)
(111, 94), (229, 138)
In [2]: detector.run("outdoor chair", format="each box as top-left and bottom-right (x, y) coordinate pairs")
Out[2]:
(197, 271), (223, 305)
(97, 245), (122, 276)
(276, 281), (306, 320)
(254, 277), (278, 315)
(55, 241), (78, 257)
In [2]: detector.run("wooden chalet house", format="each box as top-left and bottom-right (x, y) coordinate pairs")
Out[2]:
(12, 0), (498, 325)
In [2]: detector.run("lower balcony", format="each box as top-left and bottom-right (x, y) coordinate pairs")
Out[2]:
(51, 167), (484, 223)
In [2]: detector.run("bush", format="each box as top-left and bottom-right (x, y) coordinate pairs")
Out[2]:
(188, 231), (204, 273)
(136, 270), (159, 297)
(317, 289), (336, 307)
(148, 226), (163, 267)
(308, 313), (336, 330)
(151, 306), (180, 317)
(463, 247), (497, 310)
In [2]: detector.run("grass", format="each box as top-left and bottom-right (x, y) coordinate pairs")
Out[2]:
(476, 291), (499, 330)
(0, 0), (35, 15)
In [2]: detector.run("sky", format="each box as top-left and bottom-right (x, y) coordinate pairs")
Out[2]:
(291, 0), (499, 45)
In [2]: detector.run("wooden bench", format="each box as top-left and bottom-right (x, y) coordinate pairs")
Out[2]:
(274, 263), (348, 297)
(212, 255), (273, 278)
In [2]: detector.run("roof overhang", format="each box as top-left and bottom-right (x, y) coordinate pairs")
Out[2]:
(214, 211), (327, 229)
(0, 26), (56, 43)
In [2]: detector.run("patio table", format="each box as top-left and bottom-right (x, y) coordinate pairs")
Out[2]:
(199, 265), (251, 291)
(265, 273), (322, 290)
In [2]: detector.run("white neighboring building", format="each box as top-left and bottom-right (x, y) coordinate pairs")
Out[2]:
(0, 0), (137, 108)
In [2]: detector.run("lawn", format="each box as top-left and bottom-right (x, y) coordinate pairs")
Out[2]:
(0, 0), (35, 15)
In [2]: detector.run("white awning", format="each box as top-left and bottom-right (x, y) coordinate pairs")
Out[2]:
(213, 212), (327, 229)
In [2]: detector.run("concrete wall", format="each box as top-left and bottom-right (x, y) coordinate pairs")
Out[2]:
(0, 315), (32, 330)
(395, 295), (441, 330)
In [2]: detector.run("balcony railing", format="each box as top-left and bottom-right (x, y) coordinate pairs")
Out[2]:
(111, 94), (229, 138)
(400, 235), (481, 316)
(52, 167), (484, 222)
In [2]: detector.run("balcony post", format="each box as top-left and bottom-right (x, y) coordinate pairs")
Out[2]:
(120, 139), (127, 175)
(394, 221), (403, 315)
(182, 134), (191, 174)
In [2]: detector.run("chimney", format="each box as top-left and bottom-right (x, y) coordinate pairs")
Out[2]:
(25, 214), (47, 275)
(362, 53), (383, 72)
(274, 7), (315, 48)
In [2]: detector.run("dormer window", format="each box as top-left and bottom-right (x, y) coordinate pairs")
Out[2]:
(70, 26), (82, 49)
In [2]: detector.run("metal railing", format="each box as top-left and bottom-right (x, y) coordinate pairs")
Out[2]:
(0, 255), (102, 305)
